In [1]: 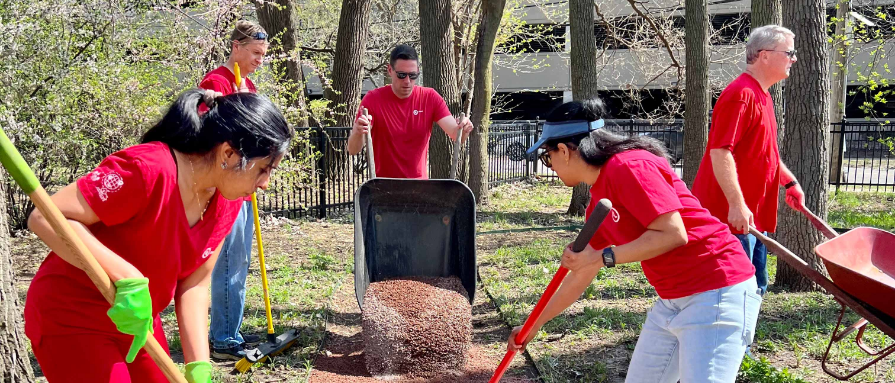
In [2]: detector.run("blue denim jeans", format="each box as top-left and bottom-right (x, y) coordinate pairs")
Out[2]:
(209, 201), (254, 349)
(735, 233), (769, 295)
(625, 277), (762, 383)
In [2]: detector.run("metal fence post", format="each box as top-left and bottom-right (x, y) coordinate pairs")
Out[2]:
(316, 126), (327, 219)
(835, 118), (847, 193)
(524, 122), (531, 179)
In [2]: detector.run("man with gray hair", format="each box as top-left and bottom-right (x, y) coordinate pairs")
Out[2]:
(692, 25), (805, 297)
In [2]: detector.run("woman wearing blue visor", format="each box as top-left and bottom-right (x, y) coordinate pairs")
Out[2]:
(506, 99), (761, 383)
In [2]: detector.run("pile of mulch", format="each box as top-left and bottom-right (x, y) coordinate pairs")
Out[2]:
(362, 277), (472, 379)
(308, 275), (538, 383)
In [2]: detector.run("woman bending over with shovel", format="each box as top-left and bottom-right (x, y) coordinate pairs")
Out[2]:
(24, 89), (293, 383)
(507, 99), (761, 383)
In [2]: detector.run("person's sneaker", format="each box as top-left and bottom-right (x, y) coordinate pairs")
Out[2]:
(211, 343), (249, 361)
(240, 332), (263, 347)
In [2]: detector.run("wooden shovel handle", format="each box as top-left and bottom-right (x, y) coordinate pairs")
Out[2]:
(363, 107), (376, 178)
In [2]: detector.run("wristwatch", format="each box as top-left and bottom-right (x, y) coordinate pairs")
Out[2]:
(784, 180), (799, 189)
(602, 247), (616, 268)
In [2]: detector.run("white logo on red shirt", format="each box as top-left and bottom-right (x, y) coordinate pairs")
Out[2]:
(201, 248), (214, 259)
(413, 109), (423, 116)
(610, 208), (620, 223)
(93, 171), (124, 202)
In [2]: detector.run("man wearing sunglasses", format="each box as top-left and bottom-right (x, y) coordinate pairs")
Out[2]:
(347, 44), (474, 179)
(692, 24), (805, 300)
(198, 20), (269, 361)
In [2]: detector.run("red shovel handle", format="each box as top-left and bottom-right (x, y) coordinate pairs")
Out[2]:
(489, 199), (613, 383)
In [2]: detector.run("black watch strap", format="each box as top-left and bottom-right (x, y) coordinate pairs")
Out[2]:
(784, 180), (799, 189)
(602, 247), (616, 268)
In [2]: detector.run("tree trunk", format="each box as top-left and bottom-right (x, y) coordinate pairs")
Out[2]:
(0, 172), (35, 381)
(776, 0), (830, 291)
(752, 0), (784, 144)
(323, 0), (372, 179)
(567, 0), (599, 216)
(254, 0), (310, 128)
(682, 0), (709, 188)
(468, 0), (507, 203)
(420, 0), (463, 179)
(325, 0), (372, 127)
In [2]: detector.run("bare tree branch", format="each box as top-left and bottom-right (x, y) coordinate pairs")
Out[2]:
(625, 0), (681, 69)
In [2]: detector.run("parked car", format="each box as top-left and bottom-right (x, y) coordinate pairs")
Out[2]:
(637, 130), (683, 164)
(488, 136), (533, 161)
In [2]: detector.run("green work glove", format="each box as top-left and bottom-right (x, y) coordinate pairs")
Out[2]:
(184, 361), (213, 383)
(106, 277), (153, 363)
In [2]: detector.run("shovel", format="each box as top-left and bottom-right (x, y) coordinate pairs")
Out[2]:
(233, 193), (302, 373)
(489, 198), (613, 383)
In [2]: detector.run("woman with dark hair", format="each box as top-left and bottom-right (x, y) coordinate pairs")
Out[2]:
(507, 99), (761, 382)
(24, 89), (293, 383)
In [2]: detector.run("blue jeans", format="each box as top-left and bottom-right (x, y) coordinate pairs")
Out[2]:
(209, 201), (254, 349)
(735, 233), (769, 295)
(625, 277), (762, 383)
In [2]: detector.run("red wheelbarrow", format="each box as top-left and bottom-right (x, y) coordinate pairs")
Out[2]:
(752, 208), (895, 380)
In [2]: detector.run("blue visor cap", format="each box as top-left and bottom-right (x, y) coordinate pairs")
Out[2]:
(526, 119), (605, 154)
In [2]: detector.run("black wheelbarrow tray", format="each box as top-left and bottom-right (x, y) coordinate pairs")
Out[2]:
(752, 210), (895, 381)
(353, 178), (476, 310)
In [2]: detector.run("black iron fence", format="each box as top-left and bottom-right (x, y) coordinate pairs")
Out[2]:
(829, 120), (895, 191)
(489, 119), (895, 192)
(261, 119), (894, 218)
(7, 120), (892, 226)
(487, 119), (686, 184)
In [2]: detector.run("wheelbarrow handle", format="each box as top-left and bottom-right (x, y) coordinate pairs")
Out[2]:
(363, 107), (376, 179)
(0, 129), (188, 383)
(749, 228), (845, 297)
(490, 199), (613, 383)
(799, 206), (838, 240)
(450, 113), (467, 180)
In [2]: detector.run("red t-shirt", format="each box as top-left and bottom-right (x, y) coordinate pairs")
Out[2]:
(356, 86), (452, 179)
(24, 142), (242, 339)
(585, 150), (754, 299)
(691, 73), (781, 233)
(198, 65), (257, 114)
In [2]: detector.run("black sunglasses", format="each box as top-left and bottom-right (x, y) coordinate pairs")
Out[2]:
(395, 71), (420, 80)
(538, 150), (552, 168)
(761, 49), (797, 58)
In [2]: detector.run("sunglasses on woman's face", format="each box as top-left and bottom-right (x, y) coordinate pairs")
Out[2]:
(539, 150), (553, 168)
(395, 71), (420, 80)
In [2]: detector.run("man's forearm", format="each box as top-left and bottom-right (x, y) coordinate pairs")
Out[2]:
(709, 148), (746, 206)
(347, 131), (364, 155)
(778, 161), (797, 186)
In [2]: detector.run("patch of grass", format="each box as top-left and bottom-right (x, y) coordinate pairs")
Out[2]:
(828, 191), (895, 230)
(487, 181), (569, 212)
(737, 357), (810, 383)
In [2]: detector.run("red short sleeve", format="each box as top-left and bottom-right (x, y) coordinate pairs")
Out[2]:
(77, 154), (151, 226)
(199, 74), (233, 94)
(708, 98), (751, 151)
(428, 89), (452, 123)
(609, 160), (682, 227)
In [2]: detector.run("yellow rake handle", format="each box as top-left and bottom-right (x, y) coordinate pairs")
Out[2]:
(250, 193), (275, 337)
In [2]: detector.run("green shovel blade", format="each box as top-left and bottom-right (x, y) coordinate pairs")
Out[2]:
(0, 128), (41, 194)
